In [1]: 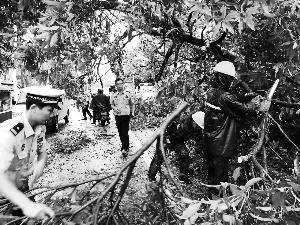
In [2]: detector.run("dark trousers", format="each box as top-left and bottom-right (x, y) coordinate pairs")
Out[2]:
(115, 115), (130, 150)
(148, 136), (191, 181)
(82, 105), (92, 119)
(206, 155), (229, 197)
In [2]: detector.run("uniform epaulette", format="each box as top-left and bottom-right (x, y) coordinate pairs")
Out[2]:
(10, 123), (24, 136)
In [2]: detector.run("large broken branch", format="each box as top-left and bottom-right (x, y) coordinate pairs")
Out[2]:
(155, 41), (176, 82)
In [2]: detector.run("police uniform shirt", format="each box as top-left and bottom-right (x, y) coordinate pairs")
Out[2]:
(0, 115), (47, 190)
(110, 91), (134, 116)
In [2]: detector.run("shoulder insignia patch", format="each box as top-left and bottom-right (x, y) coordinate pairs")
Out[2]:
(10, 123), (24, 136)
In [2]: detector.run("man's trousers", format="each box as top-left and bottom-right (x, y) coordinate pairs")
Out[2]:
(115, 115), (130, 150)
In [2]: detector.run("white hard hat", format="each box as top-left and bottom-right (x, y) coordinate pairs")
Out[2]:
(213, 61), (238, 79)
(192, 111), (205, 129)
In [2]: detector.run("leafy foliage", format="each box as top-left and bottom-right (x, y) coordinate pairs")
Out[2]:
(2, 0), (300, 224)
(49, 130), (93, 154)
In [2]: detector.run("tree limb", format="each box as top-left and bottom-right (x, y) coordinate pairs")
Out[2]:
(69, 102), (189, 219)
(155, 41), (176, 82)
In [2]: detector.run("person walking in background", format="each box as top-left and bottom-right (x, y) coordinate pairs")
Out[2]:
(90, 89), (110, 126)
(110, 78), (135, 157)
(81, 94), (93, 120)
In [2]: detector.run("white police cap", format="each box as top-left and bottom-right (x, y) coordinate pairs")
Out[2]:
(25, 86), (64, 110)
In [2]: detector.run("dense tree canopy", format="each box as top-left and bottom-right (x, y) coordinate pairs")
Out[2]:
(1, 0), (299, 87)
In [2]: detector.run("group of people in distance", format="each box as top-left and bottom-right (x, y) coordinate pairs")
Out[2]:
(0, 61), (270, 221)
(76, 89), (111, 126)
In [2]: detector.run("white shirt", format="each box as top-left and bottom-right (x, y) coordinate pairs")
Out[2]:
(110, 90), (134, 116)
(0, 116), (47, 190)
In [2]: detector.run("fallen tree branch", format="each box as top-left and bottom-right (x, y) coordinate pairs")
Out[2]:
(272, 100), (300, 109)
(268, 114), (300, 179)
(268, 115), (300, 152)
(159, 131), (184, 195)
(69, 102), (189, 220)
(104, 163), (136, 225)
(155, 41), (176, 82)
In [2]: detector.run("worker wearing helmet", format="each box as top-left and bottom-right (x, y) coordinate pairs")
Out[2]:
(148, 111), (204, 184)
(203, 61), (260, 197)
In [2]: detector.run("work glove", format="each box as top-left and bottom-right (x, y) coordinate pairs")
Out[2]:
(259, 99), (271, 112)
(247, 95), (262, 110)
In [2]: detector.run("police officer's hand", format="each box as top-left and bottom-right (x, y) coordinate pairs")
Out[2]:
(29, 162), (45, 188)
(23, 202), (55, 219)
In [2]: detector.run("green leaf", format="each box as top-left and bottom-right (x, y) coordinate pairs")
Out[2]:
(62, 219), (76, 225)
(271, 190), (285, 208)
(262, 4), (276, 18)
(286, 220), (297, 225)
(67, 13), (75, 21)
(230, 184), (246, 197)
(293, 42), (298, 49)
(34, 32), (49, 40)
(222, 214), (235, 225)
(281, 41), (292, 46)
(182, 202), (201, 219)
(184, 219), (192, 225)
(50, 32), (58, 47)
(40, 26), (60, 31)
(222, 22), (234, 34)
(245, 177), (262, 189)
(238, 19), (244, 34)
(212, 22), (222, 38)
(225, 11), (240, 22)
(232, 167), (241, 181)
(43, 0), (61, 6)
(181, 197), (197, 204)
(245, 6), (260, 15)
(244, 15), (255, 30)
(220, 5), (227, 19)
(189, 213), (200, 224)
(287, 181), (300, 192)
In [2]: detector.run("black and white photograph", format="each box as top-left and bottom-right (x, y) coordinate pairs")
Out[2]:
(0, 0), (300, 224)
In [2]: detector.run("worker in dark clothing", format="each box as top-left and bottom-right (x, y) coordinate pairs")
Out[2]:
(203, 61), (261, 197)
(90, 89), (111, 126)
(148, 111), (204, 184)
(82, 95), (93, 120)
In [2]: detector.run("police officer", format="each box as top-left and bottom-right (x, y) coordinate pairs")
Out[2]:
(148, 111), (204, 184)
(0, 90), (57, 219)
(110, 78), (135, 157)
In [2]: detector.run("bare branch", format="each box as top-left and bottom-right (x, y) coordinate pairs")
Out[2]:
(155, 41), (176, 82)
(69, 102), (189, 219)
